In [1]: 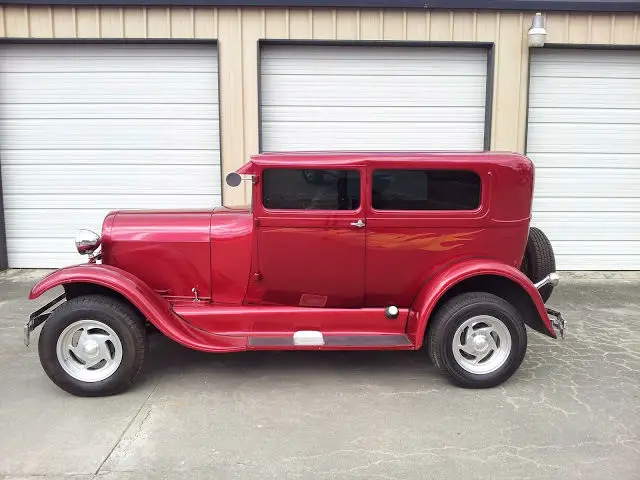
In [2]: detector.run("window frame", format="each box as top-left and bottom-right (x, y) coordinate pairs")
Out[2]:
(368, 167), (486, 216)
(259, 166), (365, 215)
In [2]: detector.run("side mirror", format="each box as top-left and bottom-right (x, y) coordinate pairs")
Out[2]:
(226, 172), (242, 187)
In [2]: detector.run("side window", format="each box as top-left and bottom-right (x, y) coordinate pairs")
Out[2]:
(262, 169), (361, 210)
(372, 169), (481, 211)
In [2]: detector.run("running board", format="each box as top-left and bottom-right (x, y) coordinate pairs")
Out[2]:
(249, 333), (413, 349)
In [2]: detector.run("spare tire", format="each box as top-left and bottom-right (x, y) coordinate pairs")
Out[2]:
(521, 227), (556, 303)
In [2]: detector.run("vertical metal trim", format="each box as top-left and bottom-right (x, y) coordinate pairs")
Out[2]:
(0, 151), (8, 270)
(402, 9), (407, 40)
(49, 7), (55, 37)
(26, 6), (31, 37)
(523, 46), (534, 155)
(257, 39), (264, 153)
(483, 42), (495, 151)
(214, 39), (224, 206)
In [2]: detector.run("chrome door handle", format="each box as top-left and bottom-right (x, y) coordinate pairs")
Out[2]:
(350, 219), (365, 228)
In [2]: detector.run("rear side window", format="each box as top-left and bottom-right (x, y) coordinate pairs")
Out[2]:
(262, 169), (361, 210)
(372, 169), (481, 211)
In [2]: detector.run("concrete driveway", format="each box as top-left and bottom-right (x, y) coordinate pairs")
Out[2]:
(0, 270), (638, 480)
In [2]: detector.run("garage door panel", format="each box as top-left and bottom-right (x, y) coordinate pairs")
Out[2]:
(533, 168), (640, 198)
(552, 240), (640, 256)
(3, 164), (221, 195)
(534, 197), (640, 212)
(1, 103), (219, 120)
(0, 55), (218, 73)
(1, 149), (219, 166)
(528, 124), (640, 154)
(3, 193), (222, 210)
(5, 209), (122, 239)
(0, 43), (221, 267)
(8, 252), (89, 269)
(0, 119), (219, 150)
(0, 73), (218, 104)
(532, 212), (640, 241)
(529, 78), (640, 109)
(262, 106), (486, 123)
(6, 207), (218, 239)
(262, 75), (486, 107)
(528, 108), (640, 124)
(531, 62), (640, 79)
(11, 236), (106, 254)
(262, 45), (486, 65)
(530, 49), (640, 76)
(528, 153), (640, 169)
(554, 255), (640, 270)
(262, 122), (484, 151)
(261, 58), (486, 76)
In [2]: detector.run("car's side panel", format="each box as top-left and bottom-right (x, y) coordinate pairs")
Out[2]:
(29, 265), (247, 352)
(209, 211), (254, 305)
(365, 225), (528, 308)
(407, 258), (556, 348)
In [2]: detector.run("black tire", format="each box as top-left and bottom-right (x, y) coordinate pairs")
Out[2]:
(521, 226), (556, 303)
(428, 292), (527, 388)
(38, 295), (147, 397)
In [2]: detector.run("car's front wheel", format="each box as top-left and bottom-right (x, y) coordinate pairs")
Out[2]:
(428, 292), (527, 388)
(38, 295), (147, 397)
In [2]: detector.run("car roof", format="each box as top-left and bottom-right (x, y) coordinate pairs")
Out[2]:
(243, 151), (528, 170)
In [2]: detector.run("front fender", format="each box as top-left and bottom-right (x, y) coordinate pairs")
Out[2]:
(29, 264), (246, 352)
(407, 258), (556, 349)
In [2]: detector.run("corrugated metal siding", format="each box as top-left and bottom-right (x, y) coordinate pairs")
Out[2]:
(0, 7), (639, 208)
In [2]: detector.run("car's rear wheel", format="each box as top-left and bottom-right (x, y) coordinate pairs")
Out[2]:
(428, 292), (527, 388)
(521, 226), (556, 303)
(38, 295), (147, 397)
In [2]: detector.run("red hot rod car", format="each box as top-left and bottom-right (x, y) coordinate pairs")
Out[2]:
(27, 151), (565, 396)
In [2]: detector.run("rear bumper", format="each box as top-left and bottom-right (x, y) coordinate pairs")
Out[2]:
(546, 307), (566, 339)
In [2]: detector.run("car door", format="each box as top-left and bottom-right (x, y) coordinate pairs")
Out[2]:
(365, 167), (486, 308)
(249, 167), (365, 331)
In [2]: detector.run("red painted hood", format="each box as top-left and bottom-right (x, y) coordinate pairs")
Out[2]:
(102, 210), (213, 299)
(100, 208), (254, 303)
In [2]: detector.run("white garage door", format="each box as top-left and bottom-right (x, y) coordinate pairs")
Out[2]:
(0, 43), (220, 268)
(527, 49), (640, 270)
(260, 45), (488, 151)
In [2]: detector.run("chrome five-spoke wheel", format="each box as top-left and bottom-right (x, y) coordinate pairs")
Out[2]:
(56, 320), (123, 382)
(452, 315), (512, 375)
(428, 292), (527, 388)
(39, 295), (147, 397)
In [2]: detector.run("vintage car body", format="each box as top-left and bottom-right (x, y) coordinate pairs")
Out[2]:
(27, 151), (565, 396)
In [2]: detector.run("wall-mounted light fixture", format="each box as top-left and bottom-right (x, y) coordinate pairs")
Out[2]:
(528, 13), (547, 47)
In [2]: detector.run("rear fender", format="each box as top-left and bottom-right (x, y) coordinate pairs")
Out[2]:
(407, 258), (556, 348)
(29, 264), (246, 352)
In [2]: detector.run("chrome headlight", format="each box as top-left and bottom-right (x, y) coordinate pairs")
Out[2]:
(75, 229), (101, 255)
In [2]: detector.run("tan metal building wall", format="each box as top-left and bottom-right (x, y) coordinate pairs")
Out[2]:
(1, 6), (639, 204)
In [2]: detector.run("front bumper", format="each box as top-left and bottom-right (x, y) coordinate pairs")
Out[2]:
(24, 294), (65, 347)
(546, 307), (567, 339)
